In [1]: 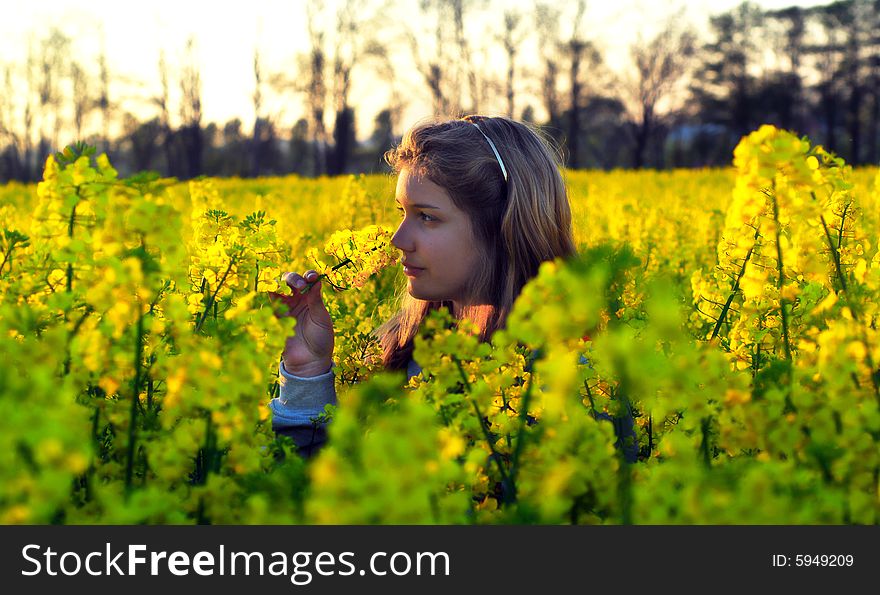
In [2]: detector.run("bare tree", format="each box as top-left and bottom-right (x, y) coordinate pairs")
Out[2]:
(534, 2), (562, 134)
(764, 6), (807, 132)
(252, 46), (267, 176)
(70, 61), (90, 141)
(37, 28), (72, 154)
(97, 38), (112, 154)
(565, 0), (588, 168)
(408, 1), (455, 115)
(410, 0), (488, 116)
(299, 0), (330, 175)
(154, 50), (175, 176)
(249, 46), (281, 177)
(692, 2), (765, 140)
(622, 20), (696, 168)
(0, 66), (24, 179)
(330, 0), (360, 174)
(497, 9), (528, 118)
(407, 26), (451, 115)
(864, 2), (880, 164)
(23, 41), (38, 180)
(806, 5), (849, 156)
(448, 0), (487, 113)
(179, 37), (203, 178)
(839, 0), (875, 164)
(276, 0), (392, 175)
(534, 0), (601, 167)
(368, 41), (406, 142)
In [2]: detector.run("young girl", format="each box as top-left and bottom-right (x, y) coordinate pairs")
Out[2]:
(268, 114), (637, 461)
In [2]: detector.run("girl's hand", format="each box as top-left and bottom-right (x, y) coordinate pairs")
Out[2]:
(268, 270), (335, 377)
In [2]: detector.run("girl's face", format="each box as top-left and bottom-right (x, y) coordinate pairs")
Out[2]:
(391, 168), (482, 304)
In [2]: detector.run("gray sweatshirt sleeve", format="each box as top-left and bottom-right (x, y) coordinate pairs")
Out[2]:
(269, 360), (336, 459)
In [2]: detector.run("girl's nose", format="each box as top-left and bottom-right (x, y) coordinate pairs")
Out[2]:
(391, 221), (412, 252)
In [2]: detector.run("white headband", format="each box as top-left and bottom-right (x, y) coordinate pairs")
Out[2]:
(468, 121), (508, 182)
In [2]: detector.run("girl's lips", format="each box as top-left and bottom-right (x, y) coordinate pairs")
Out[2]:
(403, 264), (425, 277)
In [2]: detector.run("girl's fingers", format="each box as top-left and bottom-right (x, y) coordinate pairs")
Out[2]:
(284, 271), (308, 292)
(282, 270), (323, 297)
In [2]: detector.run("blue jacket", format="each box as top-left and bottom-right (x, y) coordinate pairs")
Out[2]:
(271, 358), (639, 463)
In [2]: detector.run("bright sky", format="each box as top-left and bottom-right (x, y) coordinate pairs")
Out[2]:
(2, 0), (831, 140)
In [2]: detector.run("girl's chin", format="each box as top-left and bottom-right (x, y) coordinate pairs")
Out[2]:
(406, 282), (439, 302)
(406, 280), (463, 304)
(406, 285), (425, 299)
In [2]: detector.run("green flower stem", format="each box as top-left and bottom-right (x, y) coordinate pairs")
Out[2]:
(768, 182), (797, 414)
(583, 378), (598, 416)
(63, 305), (94, 377)
(451, 355), (515, 504)
(700, 417), (712, 469)
(194, 412), (219, 524)
(769, 183), (792, 364)
(507, 369), (536, 502)
(66, 201), (78, 293)
(711, 224), (760, 340)
(124, 311), (145, 497)
(199, 412), (216, 485)
(301, 258), (353, 293)
(0, 243), (17, 275)
(815, 194), (880, 404)
(61, 192), (83, 377)
(195, 255), (239, 333)
(611, 356), (635, 524)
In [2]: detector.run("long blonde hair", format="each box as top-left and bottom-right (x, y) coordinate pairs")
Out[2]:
(375, 114), (577, 370)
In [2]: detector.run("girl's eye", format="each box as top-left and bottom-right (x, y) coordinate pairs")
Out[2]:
(396, 206), (435, 223)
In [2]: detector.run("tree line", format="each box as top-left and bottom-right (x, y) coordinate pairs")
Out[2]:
(1, 0), (878, 183)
